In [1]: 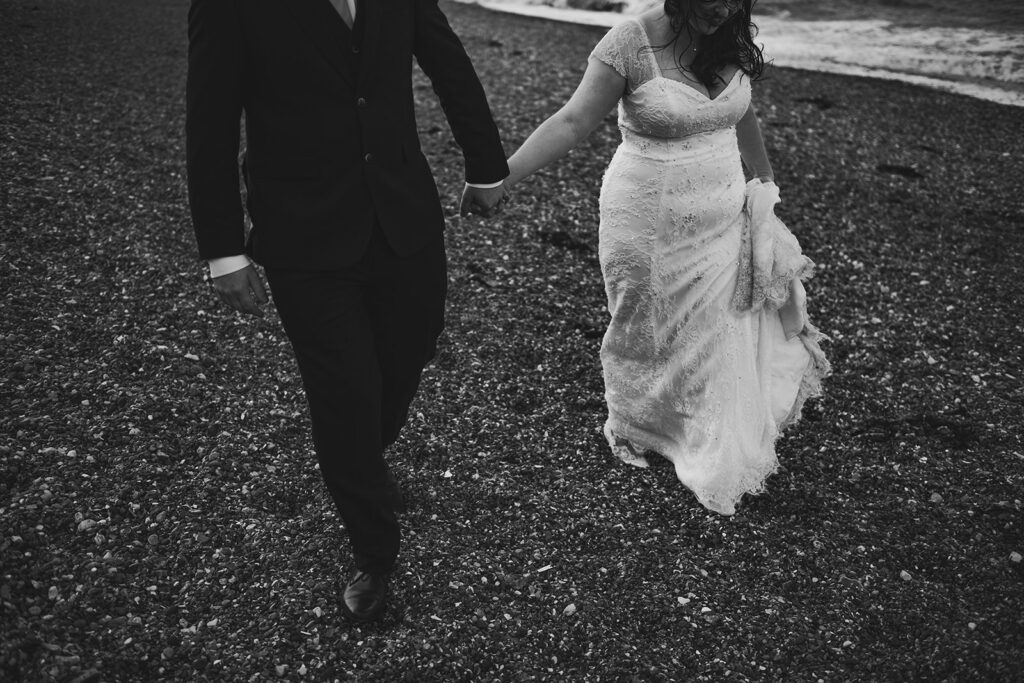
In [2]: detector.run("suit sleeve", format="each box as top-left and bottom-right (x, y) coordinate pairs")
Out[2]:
(186, 0), (246, 260)
(413, 0), (509, 185)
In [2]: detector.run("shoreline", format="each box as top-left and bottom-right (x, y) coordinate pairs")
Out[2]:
(457, 0), (1024, 108)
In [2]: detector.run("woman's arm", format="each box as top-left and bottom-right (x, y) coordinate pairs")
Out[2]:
(505, 59), (625, 188)
(736, 102), (774, 182)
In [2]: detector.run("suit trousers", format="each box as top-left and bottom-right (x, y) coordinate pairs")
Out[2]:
(264, 227), (447, 574)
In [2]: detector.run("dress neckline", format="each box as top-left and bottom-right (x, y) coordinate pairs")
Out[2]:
(629, 17), (741, 103)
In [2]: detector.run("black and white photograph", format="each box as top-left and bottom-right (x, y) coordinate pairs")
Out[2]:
(1, 0), (1021, 680)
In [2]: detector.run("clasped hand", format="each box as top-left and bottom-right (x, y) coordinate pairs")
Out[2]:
(459, 182), (510, 219)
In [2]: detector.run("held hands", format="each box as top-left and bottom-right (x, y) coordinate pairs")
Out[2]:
(459, 182), (510, 219)
(211, 264), (269, 317)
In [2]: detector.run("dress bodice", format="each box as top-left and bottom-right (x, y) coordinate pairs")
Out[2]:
(590, 19), (752, 139)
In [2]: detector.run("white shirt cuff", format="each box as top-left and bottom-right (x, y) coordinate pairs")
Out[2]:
(208, 255), (252, 279)
(466, 180), (505, 189)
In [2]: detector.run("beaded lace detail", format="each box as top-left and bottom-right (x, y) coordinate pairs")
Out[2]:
(590, 20), (829, 515)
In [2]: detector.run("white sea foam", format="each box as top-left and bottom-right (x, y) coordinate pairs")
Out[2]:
(459, 0), (1024, 107)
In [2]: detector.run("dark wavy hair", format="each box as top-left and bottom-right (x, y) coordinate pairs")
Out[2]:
(663, 0), (765, 89)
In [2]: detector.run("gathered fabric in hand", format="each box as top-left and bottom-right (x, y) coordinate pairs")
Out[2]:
(733, 178), (814, 340)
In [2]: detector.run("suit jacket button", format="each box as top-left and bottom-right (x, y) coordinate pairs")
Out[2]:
(352, 45), (360, 54)
(364, 153), (373, 162)
(357, 97), (367, 107)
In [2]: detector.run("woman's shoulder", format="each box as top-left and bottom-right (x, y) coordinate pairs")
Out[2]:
(602, 14), (647, 43)
(592, 16), (644, 61)
(635, 9), (672, 44)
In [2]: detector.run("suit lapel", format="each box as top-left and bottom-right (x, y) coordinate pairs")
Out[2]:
(286, 1), (356, 87)
(357, 0), (381, 87)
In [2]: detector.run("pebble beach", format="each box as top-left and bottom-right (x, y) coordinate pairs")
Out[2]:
(1, 1), (1022, 680)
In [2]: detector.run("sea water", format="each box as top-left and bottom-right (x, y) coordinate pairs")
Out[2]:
(459, 0), (1024, 107)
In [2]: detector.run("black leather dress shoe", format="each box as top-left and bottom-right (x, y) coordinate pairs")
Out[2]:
(342, 570), (388, 622)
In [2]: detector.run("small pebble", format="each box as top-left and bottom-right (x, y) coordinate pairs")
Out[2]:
(1010, 552), (1022, 563)
(562, 603), (577, 616)
(899, 570), (912, 581)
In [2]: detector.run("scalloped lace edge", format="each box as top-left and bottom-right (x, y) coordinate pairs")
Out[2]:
(604, 323), (831, 516)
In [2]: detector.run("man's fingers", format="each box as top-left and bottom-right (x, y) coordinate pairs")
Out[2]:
(211, 265), (268, 316)
(214, 285), (262, 316)
(248, 271), (269, 304)
(239, 295), (264, 317)
(461, 201), (486, 218)
(228, 290), (263, 317)
(466, 199), (504, 218)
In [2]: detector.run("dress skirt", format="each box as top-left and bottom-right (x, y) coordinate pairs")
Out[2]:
(597, 127), (828, 515)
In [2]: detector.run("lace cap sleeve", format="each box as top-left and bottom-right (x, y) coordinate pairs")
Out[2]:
(589, 19), (652, 92)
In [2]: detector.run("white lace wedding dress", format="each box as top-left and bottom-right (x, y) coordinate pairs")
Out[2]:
(592, 19), (830, 515)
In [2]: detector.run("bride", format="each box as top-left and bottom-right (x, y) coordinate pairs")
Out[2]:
(505, 0), (830, 514)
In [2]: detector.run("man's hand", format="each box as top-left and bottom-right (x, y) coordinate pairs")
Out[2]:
(460, 182), (509, 218)
(211, 264), (269, 317)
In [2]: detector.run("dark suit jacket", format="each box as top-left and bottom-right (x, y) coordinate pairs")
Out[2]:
(186, 0), (509, 270)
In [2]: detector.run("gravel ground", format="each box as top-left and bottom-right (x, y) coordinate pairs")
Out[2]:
(1, 1), (1022, 681)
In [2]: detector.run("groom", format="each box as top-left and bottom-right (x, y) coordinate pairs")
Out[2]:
(186, 0), (508, 622)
